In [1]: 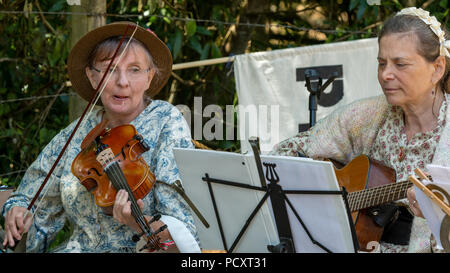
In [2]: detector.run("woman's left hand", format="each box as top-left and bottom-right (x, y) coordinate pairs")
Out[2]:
(113, 189), (147, 232)
(407, 186), (424, 218)
(113, 189), (178, 252)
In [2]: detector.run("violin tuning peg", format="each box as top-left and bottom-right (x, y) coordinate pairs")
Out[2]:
(132, 234), (141, 243)
(146, 214), (161, 226)
(134, 134), (150, 151)
(151, 214), (161, 223)
(141, 139), (150, 151)
(155, 224), (167, 235)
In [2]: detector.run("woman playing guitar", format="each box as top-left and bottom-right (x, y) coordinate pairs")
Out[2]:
(271, 7), (450, 253)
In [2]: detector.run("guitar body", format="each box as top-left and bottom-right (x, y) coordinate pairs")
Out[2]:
(333, 155), (396, 251)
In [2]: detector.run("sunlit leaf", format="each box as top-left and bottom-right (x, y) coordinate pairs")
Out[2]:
(185, 20), (197, 38)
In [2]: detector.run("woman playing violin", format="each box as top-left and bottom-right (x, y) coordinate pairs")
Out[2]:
(272, 7), (450, 253)
(1, 22), (200, 253)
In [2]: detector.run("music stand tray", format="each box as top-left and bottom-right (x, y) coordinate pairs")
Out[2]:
(173, 148), (358, 253)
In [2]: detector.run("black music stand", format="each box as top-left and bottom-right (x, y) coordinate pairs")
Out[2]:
(179, 138), (359, 253)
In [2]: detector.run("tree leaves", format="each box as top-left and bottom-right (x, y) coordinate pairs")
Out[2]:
(0, 2), (69, 187)
(170, 28), (183, 59)
(185, 20), (197, 38)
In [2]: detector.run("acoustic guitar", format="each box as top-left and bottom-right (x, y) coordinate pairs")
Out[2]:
(332, 155), (412, 251)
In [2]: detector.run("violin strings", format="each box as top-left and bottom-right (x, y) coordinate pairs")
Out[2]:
(29, 23), (139, 221)
(106, 162), (152, 234)
(111, 164), (146, 228)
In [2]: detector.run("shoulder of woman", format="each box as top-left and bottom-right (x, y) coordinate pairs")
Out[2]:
(330, 95), (389, 126)
(146, 100), (184, 116)
(40, 119), (80, 150)
(311, 95), (389, 142)
(344, 95), (388, 113)
(312, 95), (387, 126)
(137, 100), (191, 138)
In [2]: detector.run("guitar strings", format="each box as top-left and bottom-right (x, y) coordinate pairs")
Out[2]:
(348, 181), (412, 211)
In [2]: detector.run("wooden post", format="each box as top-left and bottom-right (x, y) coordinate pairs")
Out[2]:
(68, 0), (106, 122)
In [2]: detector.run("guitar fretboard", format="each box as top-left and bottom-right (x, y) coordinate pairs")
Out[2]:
(347, 180), (412, 211)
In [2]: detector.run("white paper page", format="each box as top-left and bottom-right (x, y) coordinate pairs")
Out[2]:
(174, 148), (355, 253)
(173, 148), (279, 252)
(259, 155), (355, 253)
(427, 164), (450, 185)
(415, 164), (450, 250)
(414, 182), (445, 249)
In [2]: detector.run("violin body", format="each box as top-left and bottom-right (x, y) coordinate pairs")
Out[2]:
(71, 123), (166, 251)
(71, 124), (155, 209)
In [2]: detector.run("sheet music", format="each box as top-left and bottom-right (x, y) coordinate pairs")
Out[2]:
(173, 148), (355, 253)
(173, 148), (279, 252)
(427, 164), (450, 186)
(414, 164), (450, 250)
(260, 155), (355, 253)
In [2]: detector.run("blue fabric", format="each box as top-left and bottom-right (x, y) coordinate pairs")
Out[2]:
(1, 100), (198, 252)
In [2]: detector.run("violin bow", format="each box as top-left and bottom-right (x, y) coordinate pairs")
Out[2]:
(7, 22), (139, 252)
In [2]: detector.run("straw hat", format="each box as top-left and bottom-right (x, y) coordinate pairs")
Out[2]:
(67, 22), (172, 103)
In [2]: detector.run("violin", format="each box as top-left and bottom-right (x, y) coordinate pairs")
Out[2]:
(71, 121), (165, 251)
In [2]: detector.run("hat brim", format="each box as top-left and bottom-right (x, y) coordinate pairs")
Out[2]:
(67, 22), (172, 104)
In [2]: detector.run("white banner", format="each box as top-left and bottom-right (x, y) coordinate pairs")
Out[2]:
(234, 38), (382, 153)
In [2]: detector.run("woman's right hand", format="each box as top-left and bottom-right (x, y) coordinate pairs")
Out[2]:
(2, 206), (32, 248)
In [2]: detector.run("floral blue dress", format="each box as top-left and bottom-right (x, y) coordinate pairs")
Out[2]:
(1, 100), (199, 252)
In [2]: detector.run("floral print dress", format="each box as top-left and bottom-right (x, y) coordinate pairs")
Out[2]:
(1, 100), (199, 253)
(370, 102), (446, 183)
(368, 100), (447, 253)
(271, 94), (449, 253)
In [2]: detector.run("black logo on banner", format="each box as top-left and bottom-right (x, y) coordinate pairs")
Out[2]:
(296, 65), (343, 132)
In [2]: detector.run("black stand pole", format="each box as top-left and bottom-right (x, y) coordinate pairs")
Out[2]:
(264, 162), (295, 253)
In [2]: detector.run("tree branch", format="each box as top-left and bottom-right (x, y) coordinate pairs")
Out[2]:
(0, 58), (20, 63)
(334, 21), (382, 42)
(34, 0), (57, 36)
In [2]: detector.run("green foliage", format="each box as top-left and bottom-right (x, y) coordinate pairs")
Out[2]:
(0, 0), (70, 188)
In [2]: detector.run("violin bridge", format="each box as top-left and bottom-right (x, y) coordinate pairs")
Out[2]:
(96, 148), (115, 167)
